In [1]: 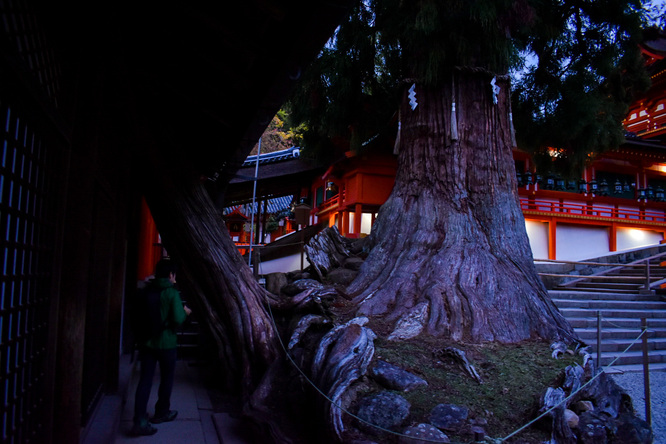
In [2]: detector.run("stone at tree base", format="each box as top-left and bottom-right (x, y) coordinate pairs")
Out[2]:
(578, 411), (612, 444)
(613, 413), (653, 444)
(429, 404), (469, 432)
(370, 360), (428, 392)
(281, 279), (324, 296)
(564, 409), (579, 429)
(356, 391), (411, 434)
(575, 401), (595, 413)
(264, 272), (288, 295)
(398, 423), (450, 443)
(327, 267), (358, 286)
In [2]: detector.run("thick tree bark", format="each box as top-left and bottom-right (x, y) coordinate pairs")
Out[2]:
(143, 171), (279, 395)
(348, 71), (576, 343)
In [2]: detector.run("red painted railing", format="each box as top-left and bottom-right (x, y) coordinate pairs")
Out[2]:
(318, 190), (346, 214)
(520, 197), (666, 223)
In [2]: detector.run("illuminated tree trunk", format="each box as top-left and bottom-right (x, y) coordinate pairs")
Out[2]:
(348, 71), (576, 343)
(144, 173), (279, 395)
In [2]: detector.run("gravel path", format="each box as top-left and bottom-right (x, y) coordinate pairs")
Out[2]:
(611, 370), (666, 444)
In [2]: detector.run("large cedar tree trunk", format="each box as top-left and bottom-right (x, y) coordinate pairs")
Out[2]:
(143, 171), (279, 395)
(348, 71), (576, 343)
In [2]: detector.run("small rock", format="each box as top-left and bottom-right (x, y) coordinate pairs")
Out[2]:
(564, 409), (579, 429)
(398, 423), (450, 443)
(575, 400), (594, 413)
(578, 411), (611, 444)
(356, 391), (411, 434)
(264, 272), (288, 295)
(613, 413), (653, 444)
(429, 404), (469, 432)
(371, 360), (428, 392)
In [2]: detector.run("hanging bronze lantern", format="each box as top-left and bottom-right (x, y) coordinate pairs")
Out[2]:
(578, 179), (587, 193)
(614, 179), (623, 194)
(599, 179), (609, 196)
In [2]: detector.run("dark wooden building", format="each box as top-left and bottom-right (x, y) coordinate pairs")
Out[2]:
(0, 1), (351, 443)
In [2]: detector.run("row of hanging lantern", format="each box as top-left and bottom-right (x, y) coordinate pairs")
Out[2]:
(517, 172), (666, 202)
(636, 186), (666, 202)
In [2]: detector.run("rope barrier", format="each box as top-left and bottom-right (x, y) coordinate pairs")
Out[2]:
(256, 259), (652, 443)
(598, 313), (654, 331)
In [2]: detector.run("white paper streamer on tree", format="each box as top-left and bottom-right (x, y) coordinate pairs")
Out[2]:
(451, 75), (458, 141)
(408, 83), (418, 110)
(490, 76), (500, 105)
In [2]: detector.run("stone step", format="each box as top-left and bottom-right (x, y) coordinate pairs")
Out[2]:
(602, 362), (666, 373)
(560, 308), (666, 320)
(567, 317), (666, 329)
(177, 330), (200, 345)
(547, 256), (666, 369)
(576, 336), (666, 352)
(615, 270), (666, 277)
(554, 286), (641, 294)
(574, 327), (666, 340)
(549, 290), (662, 302)
(552, 298), (666, 310)
(580, 277), (664, 286)
(574, 282), (644, 291)
(598, 349), (666, 366)
(601, 337), (666, 352)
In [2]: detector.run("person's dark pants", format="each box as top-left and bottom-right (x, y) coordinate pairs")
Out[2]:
(133, 347), (177, 423)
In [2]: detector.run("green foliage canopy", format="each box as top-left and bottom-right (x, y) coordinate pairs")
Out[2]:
(288, 0), (653, 171)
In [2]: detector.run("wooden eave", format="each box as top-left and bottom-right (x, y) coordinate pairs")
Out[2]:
(29, 0), (355, 183)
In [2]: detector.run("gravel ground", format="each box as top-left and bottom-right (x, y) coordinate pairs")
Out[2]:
(611, 370), (666, 444)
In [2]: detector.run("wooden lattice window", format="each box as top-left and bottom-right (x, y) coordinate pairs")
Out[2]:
(0, 0), (62, 105)
(0, 102), (55, 444)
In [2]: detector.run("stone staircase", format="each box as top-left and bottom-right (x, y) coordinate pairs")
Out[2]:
(176, 297), (204, 361)
(547, 255), (666, 373)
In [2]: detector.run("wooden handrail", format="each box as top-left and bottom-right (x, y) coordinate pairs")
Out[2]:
(535, 258), (647, 267)
(542, 251), (666, 290)
(520, 197), (666, 223)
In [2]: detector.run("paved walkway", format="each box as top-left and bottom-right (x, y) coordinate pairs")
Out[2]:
(84, 355), (255, 444)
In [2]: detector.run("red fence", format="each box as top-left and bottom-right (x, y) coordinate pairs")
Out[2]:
(519, 197), (666, 223)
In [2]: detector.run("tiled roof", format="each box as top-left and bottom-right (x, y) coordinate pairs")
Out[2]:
(242, 147), (301, 167)
(224, 195), (294, 217)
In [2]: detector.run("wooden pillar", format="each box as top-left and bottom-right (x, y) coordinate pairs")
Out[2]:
(340, 210), (348, 235)
(354, 203), (362, 236)
(610, 222), (617, 252)
(548, 219), (557, 260)
(53, 109), (96, 444)
(137, 198), (160, 280)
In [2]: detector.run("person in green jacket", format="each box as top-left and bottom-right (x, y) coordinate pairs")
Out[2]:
(131, 258), (192, 436)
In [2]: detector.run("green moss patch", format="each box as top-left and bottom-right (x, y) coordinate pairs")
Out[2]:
(372, 337), (582, 442)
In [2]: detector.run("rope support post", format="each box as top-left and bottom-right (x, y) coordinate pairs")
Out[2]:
(597, 311), (602, 365)
(641, 317), (652, 427)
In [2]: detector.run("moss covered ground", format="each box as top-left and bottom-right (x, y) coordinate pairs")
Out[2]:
(364, 337), (583, 443)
